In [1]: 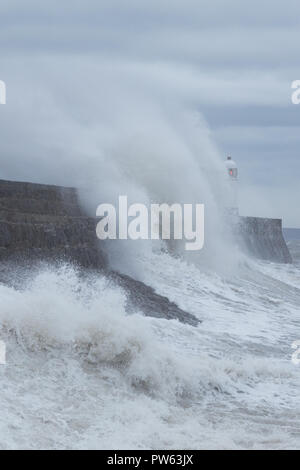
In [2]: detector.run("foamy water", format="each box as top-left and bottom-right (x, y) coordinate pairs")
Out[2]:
(0, 242), (299, 450)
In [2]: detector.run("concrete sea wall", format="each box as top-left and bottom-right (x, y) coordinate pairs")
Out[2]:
(0, 179), (292, 325)
(237, 216), (292, 263)
(0, 179), (107, 268)
(0, 180), (292, 267)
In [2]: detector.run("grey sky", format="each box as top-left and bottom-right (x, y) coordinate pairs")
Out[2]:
(0, 0), (299, 226)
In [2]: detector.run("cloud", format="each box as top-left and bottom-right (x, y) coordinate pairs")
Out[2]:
(0, 1), (299, 226)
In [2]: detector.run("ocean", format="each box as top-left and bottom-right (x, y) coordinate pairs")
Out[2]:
(0, 240), (299, 450)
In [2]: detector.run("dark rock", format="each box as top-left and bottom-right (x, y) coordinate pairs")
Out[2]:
(109, 271), (199, 326)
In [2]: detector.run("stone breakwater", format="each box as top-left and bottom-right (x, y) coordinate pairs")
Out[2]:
(0, 179), (292, 325)
(237, 216), (292, 264)
(0, 179), (199, 326)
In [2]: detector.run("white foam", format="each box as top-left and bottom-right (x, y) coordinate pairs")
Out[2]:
(0, 260), (299, 449)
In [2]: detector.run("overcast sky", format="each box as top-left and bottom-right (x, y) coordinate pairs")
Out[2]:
(0, 0), (299, 226)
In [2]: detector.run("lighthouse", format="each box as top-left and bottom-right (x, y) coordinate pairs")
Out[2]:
(224, 156), (238, 215)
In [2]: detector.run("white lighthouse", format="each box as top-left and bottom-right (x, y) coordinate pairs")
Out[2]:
(224, 156), (238, 215)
